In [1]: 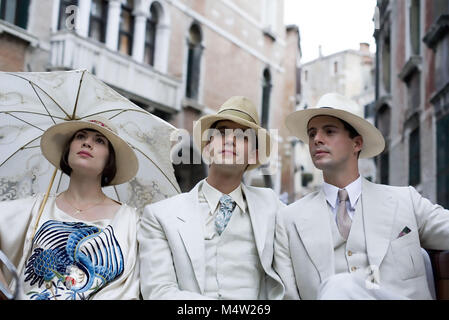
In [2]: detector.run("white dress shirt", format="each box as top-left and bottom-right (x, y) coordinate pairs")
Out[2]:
(200, 179), (246, 239)
(322, 176), (362, 222)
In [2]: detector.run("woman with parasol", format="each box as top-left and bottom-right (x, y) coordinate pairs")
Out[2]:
(0, 116), (140, 300)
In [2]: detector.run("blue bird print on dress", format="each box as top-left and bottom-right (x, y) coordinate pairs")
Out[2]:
(24, 220), (124, 300)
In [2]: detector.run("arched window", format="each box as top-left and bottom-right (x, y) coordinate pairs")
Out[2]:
(144, 3), (159, 66)
(89, 0), (108, 43)
(118, 0), (134, 56)
(185, 23), (203, 100)
(261, 68), (272, 128)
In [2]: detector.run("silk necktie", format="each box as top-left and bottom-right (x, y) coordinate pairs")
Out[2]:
(336, 189), (351, 240)
(215, 194), (236, 235)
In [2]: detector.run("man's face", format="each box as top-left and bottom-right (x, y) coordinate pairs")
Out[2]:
(204, 120), (258, 169)
(307, 116), (362, 171)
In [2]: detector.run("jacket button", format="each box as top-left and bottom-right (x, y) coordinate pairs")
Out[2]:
(351, 266), (357, 272)
(348, 250), (353, 256)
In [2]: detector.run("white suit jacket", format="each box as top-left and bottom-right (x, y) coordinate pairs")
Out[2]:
(138, 181), (285, 299)
(274, 178), (449, 300)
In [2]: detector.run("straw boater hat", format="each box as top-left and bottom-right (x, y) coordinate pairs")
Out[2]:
(285, 92), (385, 158)
(40, 116), (138, 185)
(193, 96), (271, 171)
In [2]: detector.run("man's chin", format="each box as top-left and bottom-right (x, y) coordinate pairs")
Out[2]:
(210, 159), (247, 171)
(312, 159), (332, 170)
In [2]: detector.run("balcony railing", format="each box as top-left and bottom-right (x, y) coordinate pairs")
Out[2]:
(49, 31), (181, 112)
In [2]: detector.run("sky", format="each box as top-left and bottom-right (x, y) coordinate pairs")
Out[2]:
(284, 0), (377, 64)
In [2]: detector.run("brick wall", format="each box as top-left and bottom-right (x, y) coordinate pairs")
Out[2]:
(0, 33), (28, 71)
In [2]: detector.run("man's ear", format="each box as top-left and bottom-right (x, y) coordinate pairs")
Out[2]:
(353, 135), (363, 154)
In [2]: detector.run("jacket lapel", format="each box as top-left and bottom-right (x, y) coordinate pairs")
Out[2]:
(242, 184), (267, 262)
(176, 182), (206, 293)
(361, 179), (398, 269)
(293, 191), (335, 281)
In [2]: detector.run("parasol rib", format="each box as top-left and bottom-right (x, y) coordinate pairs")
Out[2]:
(29, 82), (56, 125)
(7, 73), (70, 119)
(4, 112), (46, 132)
(71, 71), (86, 120)
(112, 185), (121, 202)
(0, 135), (42, 167)
(132, 146), (181, 194)
(1, 110), (67, 120)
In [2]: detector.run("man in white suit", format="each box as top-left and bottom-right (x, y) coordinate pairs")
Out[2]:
(274, 92), (449, 300)
(138, 96), (284, 299)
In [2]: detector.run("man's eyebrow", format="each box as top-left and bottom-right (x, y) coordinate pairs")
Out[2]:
(307, 124), (339, 132)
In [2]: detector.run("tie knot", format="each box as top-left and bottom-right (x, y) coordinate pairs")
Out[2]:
(338, 189), (348, 202)
(219, 194), (236, 209)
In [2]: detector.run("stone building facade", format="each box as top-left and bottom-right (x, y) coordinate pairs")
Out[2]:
(374, 0), (449, 207)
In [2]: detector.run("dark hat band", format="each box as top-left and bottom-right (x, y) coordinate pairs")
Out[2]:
(217, 108), (257, 124)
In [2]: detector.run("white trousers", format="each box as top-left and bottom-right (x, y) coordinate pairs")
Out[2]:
(317, 273), (409, 300)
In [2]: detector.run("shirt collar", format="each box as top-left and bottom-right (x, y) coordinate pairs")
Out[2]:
(322, 175), (362, 209)
(202, 179), (246, 214)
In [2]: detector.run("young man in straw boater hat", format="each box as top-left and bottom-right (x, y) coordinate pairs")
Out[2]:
(138, 96), (284, 299)
(274, 92), (449, 300)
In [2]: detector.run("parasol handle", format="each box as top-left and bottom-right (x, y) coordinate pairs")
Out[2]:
(32, 167), (58, 238)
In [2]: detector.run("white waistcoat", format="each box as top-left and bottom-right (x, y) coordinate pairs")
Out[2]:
(328, 198), (370, 278)
(204, 207), (264, 299)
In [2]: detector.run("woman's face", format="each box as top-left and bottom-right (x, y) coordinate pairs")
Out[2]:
(67, 129), (110, 178)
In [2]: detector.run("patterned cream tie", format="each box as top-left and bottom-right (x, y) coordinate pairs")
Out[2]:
(337, 189), (351, 240)
(215, 194), (236, 235)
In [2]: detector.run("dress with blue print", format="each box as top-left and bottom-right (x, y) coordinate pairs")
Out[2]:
(23, 220), (124, 300)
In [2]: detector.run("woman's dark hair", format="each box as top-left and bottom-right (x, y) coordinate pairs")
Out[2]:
(59, 129), (117, 187)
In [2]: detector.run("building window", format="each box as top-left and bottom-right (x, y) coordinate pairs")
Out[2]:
(58, 0), (78, 30)
(89, 0), (108, 43)
(144, 3), (159, 66)
(263, 0), (277, 32)
(185, 23), (202, 100)
(408, 126), (420, 186)
(382, 36), (391, 93)
(376, 104), (391, 184)
(334, 61), (338, 74)
(118, 0), (134, 56)
(437, 114), (449, 209)
(304, 70), (308, 82)
(261, 68), (272, 128)
(380, 151), (389, 184)
(434, 0), (448, 23)
(1, 0), (30, 29)
(409, 0), (420, 56)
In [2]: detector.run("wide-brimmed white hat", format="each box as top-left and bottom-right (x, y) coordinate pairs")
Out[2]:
(193, 96), (271, 170)
(285, 93), (385, 158)
(40, 116), (138, 185)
